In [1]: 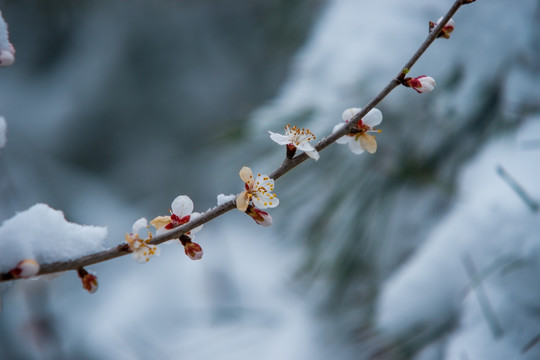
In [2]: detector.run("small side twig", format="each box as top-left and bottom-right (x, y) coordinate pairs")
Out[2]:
(462, 254), (504, 339)
(496, 165), (539, 213)
(522, 333), (540, 354)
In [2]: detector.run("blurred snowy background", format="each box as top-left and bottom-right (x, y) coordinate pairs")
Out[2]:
(1, 0), (539, 359)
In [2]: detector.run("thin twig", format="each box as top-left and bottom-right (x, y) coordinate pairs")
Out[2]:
(496, 164), (539, 213)
(0, 0), (473, 282)
(462, 254), (504, 339)
(522, 333), (540, 354)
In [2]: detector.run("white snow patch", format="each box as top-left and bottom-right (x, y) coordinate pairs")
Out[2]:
(0, 203), (108, 272)
(376, 117), (540, 358)
(217, 194), (236, 206)
(0, 11), (15, 66)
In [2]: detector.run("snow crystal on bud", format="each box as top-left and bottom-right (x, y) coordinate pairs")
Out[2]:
(0, 11), (15, 67)
(0, 116), (6, 151)
(11, 259), (40, 278)
(217, 194), (236, 206)
(0, 204), (107, 273)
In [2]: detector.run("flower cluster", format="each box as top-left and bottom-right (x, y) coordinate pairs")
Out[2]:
(333, 107), (383, 155)
(125, 217), (160, 263)
(150, 195), (204, 260)
(269, 124), (319, 160)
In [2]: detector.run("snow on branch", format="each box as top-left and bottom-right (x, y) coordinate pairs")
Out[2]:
(0, 10), (15, 67)
(0, 204), (107, 279)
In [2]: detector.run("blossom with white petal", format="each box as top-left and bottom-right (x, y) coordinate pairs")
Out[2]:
(429, 17), (455, 39)
(236, 166), (279, 212)
(150, 195), (203, 238)
(125, 217), (160, 263)
(333, 107), (382, 155)
(404, 75), (436, 93)
(269, 124), (319, 160)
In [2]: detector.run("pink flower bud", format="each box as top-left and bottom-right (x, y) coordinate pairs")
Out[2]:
(405, 75), (436, 93)
(10, 259), (40, 278)
(78, 268), (98, 294)
(184, 242), (203, 260)
(429, 17), (455, 39)
(246, 205), (273, 227)
(0, 49), (15, 67)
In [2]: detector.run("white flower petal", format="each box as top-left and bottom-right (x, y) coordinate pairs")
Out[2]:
(359, 133), (377, 154)
(342, 107), (361, 122)
(363, 108), (383, 127)
(269, 131), (291, 145)
(155, 227), (168, 237)
(132, 217), (148, 235)
(333, 122), (345, 134)
(189, 212), (204, 235)
(236, 191), (250, 212)
(239, 166), (254, 185)
(252, 193), (279, 209)
(132, 246), (149, 263)
(333, 122), (350, 144)
(254, 174), (274, 192)
(171, 195), (194, 217)
(348, 138), (366, 155)
(418, 76), (436, 93)
(296, 142), (315, 153)
(305, 150), (320, 161)
(337, 137), (349, 144)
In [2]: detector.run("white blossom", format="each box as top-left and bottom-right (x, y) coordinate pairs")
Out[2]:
(269, 124), (319, 160)
(333, 107), (383, 155)
(236, 166), (279, 211)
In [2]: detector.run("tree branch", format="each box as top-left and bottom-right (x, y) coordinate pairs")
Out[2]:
(0, 0), (474, 282)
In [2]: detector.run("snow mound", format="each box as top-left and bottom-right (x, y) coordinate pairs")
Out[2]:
(0, 203), (107, 272)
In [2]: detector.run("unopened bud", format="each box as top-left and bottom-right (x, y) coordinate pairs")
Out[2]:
(246, 205), (273, 227)
(429, 17), (455, 39)
(78, 268), (98, 294)
(184, 241), (203, 260)
(10, 259), (40, 278)
(286, 143), (297, 159)
(403, 75), (436, 93)
(0, 49), (15, 67)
